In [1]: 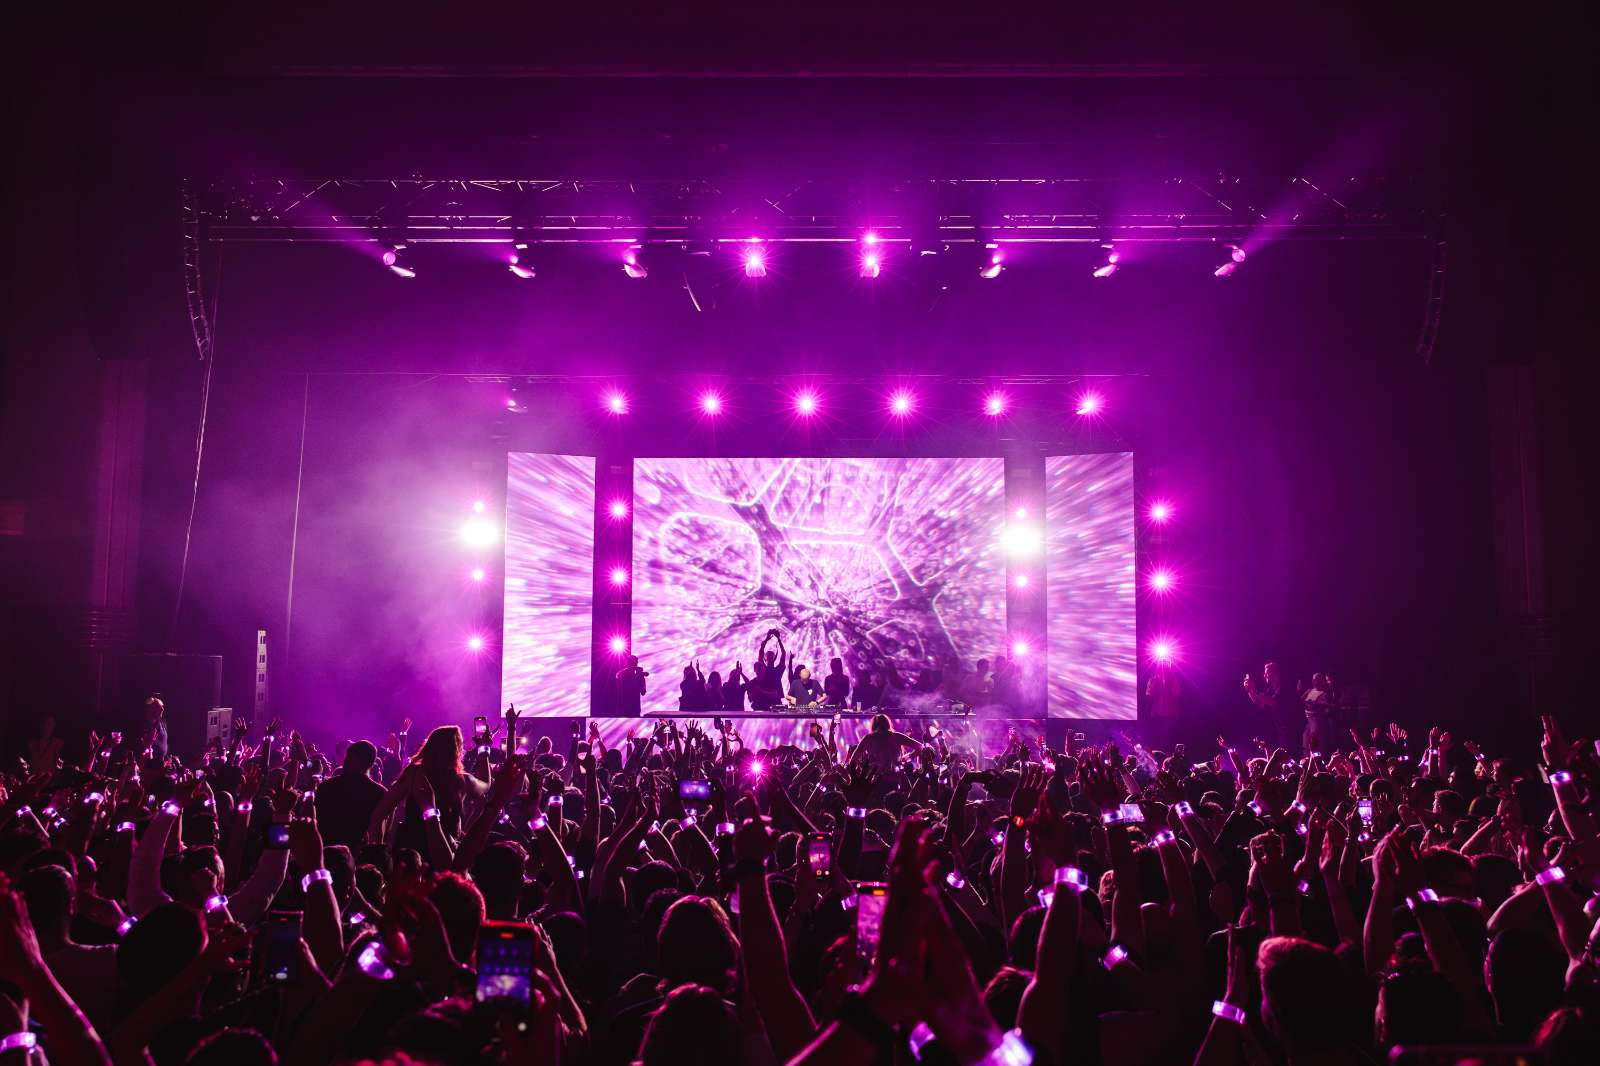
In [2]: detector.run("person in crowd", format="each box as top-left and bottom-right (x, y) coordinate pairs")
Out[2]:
(142, 695), (169, 761)
(314, 740), (387, 852)
(703, 669), (724, 712)
(25, 714), (65, 774)
(3, 684), (1600, 1066)
(962, 657), (992, 706)
(723, 661), (748, 714)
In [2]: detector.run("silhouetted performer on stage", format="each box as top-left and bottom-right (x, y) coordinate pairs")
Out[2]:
(823, 658), (851, 707)
(616, 655), (648, 717)
(704, 669), (724, 712)
(750, 630), (789, 709)
(849, 712), (921, 774)
(679, 662), (707, 713)
(852, 669), (884, 710)
(790, 664), (823, 706)
(724, 662), (748, 713)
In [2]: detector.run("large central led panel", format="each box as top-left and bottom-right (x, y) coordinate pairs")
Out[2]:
(501, 453), (596, 716)
(1045, 452), (1137, 719)
(631, 457), (1006, 716)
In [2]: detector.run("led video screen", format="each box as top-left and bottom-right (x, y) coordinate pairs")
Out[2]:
(501, 453), (596, 717)
(1045, 452), (1137, 719)
(631, 457), (1007, 717)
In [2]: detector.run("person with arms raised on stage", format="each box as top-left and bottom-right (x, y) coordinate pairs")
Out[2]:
(750, 629), (789, 709)
(723, 660), (748, 714)
(1244, 659), (1295, 749)
(679, 661), (707, 713)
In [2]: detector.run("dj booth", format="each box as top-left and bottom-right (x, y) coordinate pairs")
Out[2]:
(582, 708), (1037, 754)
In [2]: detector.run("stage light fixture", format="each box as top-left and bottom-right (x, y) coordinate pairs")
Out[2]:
(794, 389), (820, 417)
(505, 379), (529, 414)
(608, 499), (630, 520)
(472, 500), (486, 514)
(470, 567), (487, 583)
(461, 517), (498, 549)
(1011, 639), (1031, 658)
(742, 241), (768, 278)
(1001, 524), (1043, 556)
(1092, 247), (1121, 279)
(608, 635), (629, 655)
(381, 246), (416, 279)
(699, 390), (723, 416)
(859, 250), (882, 279)
(507, 245), (536, 280)
(610, 566), (629, 587)
(1148, 568), (1175, 593)
(622, 246), (648, 279)
(1214, 245), (1246, 278)
(889, 389), (914, 417)
(1148, 501), (1174, 524)
(984, 391), (1008, 417)
(1150, 638), (1178, 665)
(604, 390), (629, 415)
(1076, 391), (1104, 416)
(1014, 573), (1031, 589)
(467, 635), (486, 653)
(979, 244), (1005, 279)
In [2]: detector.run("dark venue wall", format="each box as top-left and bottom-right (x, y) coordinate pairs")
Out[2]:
(0, 4), (1592, 757)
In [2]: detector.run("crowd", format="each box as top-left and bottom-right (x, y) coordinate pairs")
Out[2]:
(3, 698), (1600, 1066)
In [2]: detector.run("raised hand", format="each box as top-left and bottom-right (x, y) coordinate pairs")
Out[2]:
(733, 815), (776, 865)
(1010, 764), (1046, 818)
(843, 764), (878, 807)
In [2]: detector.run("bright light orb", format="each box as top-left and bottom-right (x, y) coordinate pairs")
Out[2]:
(604, 391), (628, 415)
(1001, 524), (1043, 556)
(1148, 501), (1174, 524)
(1148, 568), (1175, 593)
(461, 518), (498, 549)
(1014, 573), (1030, 589)
(470, 567), (487, 583)
(1011, 640), (1030, 658)
(795, 390), (820, 417)
(467, 635), (486, 653)
(699, 391), (723, 415)
(984, 392), (1008, 417)
(610, 566), (630, 587)
(743, 248), (767, 278)
(1150, 639), (1177, 665)
(608, 635), (628, 655)
(889, 390), (914, 417)
(608, 499), (629, 520)
(1075, 391), (1104, 416)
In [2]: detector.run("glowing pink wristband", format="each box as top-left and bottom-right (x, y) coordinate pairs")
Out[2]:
(716, 821), (736, 836)
(421, 806), (440, 821)
(1536, 866), (1566, 886)
(908, 1021), (937, 1060)
(946, 870), (966, 889)
(1102, 944), (1129, 970)
(204, 894), (229, 914)
(528, 815), (548, 832)
(117, 821), (135, 833)
(301, 868), (333, 892)
(1406, 888), (1439, 911)
(237, 801), (253, 813)
(1173, 801), (1194, 816)
(845, 806), (868, 819)
(1152, 829), (1176, 845)
(161, 801), (182, 817)
(1212, 1000), (1247, 1025)
(977, 1028), (1033, 1066)
(0, 1032), (38, 1054)
(116, 915), (137, 936)
(1054, 866), (1089, 890)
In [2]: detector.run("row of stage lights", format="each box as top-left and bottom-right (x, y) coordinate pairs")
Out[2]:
(453, 486), (1183, 672)
(510, 384), (1109, 421)
(383, 232), (1250, 281)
